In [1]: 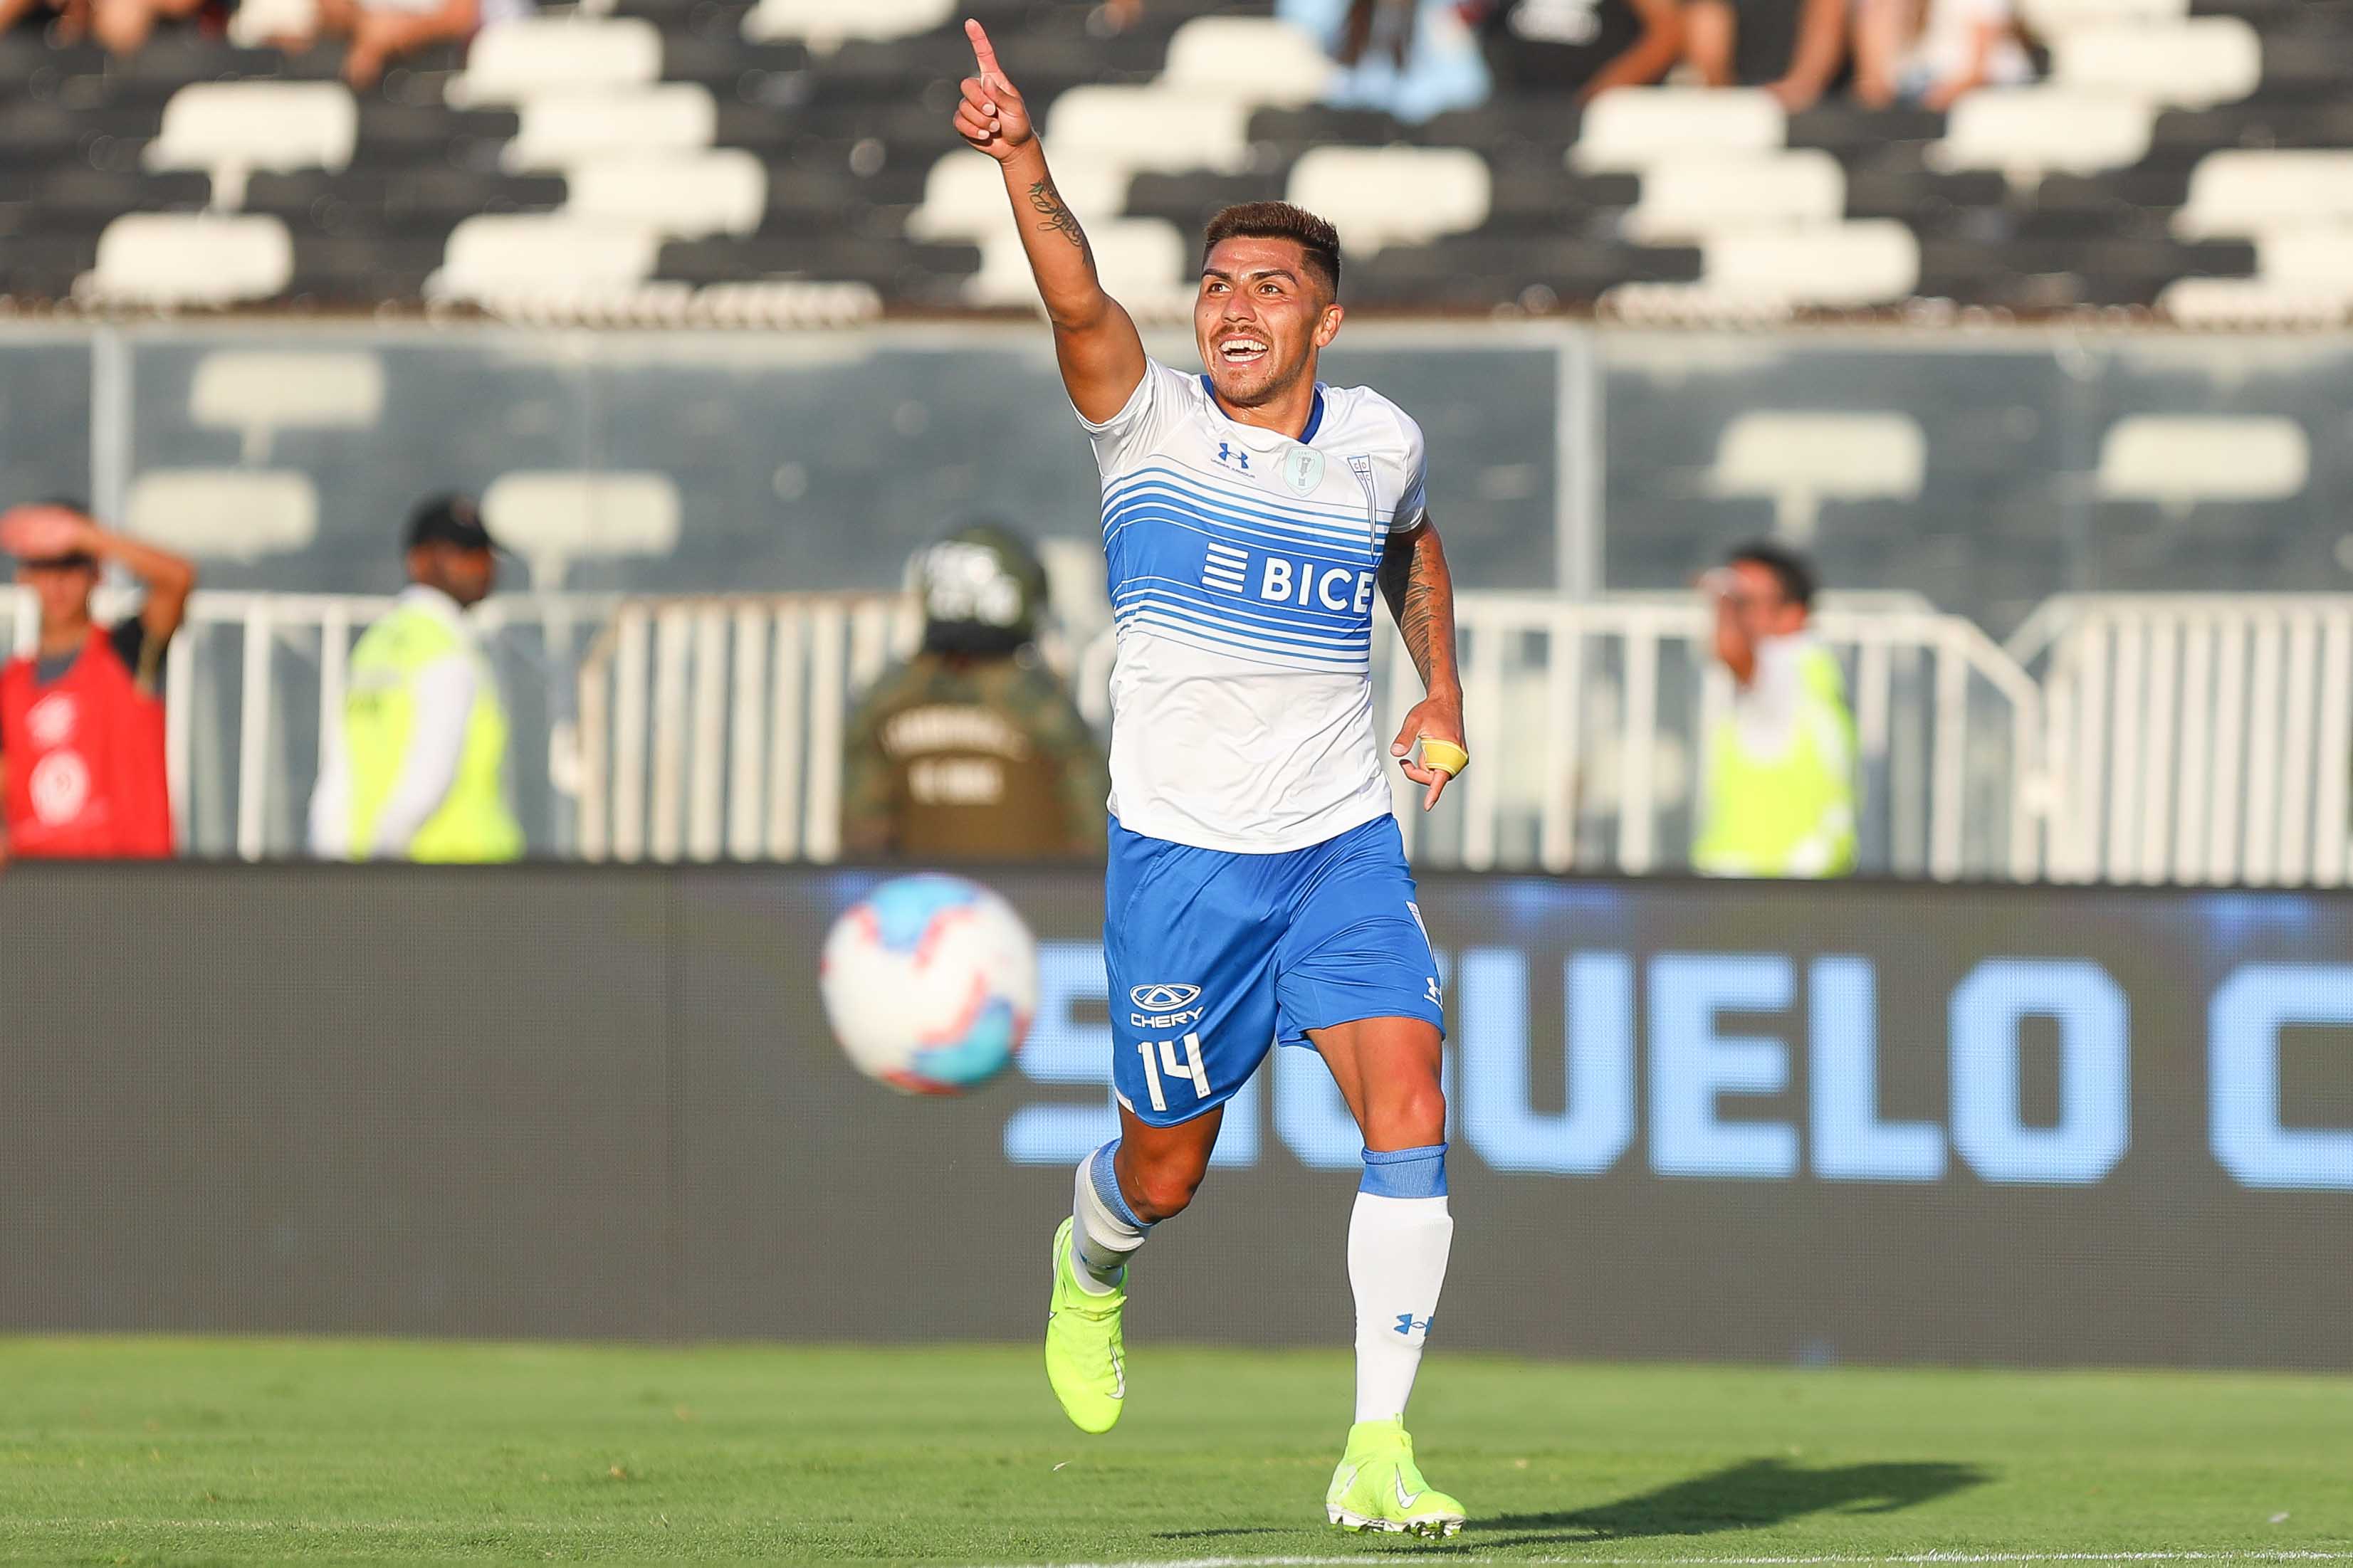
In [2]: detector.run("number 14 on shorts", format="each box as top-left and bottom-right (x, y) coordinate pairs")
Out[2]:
(1135, 1033), (1208, 1112)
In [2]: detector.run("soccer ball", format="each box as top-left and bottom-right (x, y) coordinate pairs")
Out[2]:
(819, 873), (1038, 1095)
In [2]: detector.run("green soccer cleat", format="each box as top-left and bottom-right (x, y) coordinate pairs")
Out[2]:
(1044, 1217), (1126, 1434)
(1325, 1418), (1467, 1537)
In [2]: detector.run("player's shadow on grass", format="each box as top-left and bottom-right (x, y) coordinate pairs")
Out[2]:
(1155, 1457), (1987, 1547)
(1468, 1457), (1991, 1548)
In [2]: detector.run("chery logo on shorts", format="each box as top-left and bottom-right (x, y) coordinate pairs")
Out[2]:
(1129, 983), (1205, 1030)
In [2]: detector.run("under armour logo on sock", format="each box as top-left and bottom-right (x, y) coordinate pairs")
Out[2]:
(1393, 1313), (1434, 1335)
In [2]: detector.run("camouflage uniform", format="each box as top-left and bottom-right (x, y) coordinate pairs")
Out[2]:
(841, 647), (1109, 861)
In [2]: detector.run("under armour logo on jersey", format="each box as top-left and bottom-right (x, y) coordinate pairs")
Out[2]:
(1215, 441), (1251, 472)
(1394, 1313), (1435, 1336)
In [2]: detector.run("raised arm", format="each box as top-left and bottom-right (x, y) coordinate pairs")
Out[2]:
(1377, 520), (1467, 811)
(955, 19), (1147, 423)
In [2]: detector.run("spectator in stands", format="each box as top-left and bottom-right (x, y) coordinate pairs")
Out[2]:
(0, 500), (194, 863)
(1852, 0), (2030, 109)
(1, 0), (206, 54)
(308, 495), (523, 863)
(1692, 540), (1857, 878)
(1684, 0), (1848, 109)
(1472, 0), (1685, 102)
(1289, 0), (1491, 122)
(841, 525), (1109, 863)
(288, 0), (518, 90)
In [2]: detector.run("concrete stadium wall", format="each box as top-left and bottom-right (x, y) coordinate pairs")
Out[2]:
(2, 864), (2347, 1368)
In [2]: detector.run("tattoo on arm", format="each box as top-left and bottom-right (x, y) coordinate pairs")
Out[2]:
(1380, 530), (1450, 688)
(1027, 177), (1090, 255)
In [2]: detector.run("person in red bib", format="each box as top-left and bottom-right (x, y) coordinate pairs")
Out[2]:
(0, 500), (196, 864)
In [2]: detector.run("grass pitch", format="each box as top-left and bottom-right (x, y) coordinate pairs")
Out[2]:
(0, 1339), (2345, 1567)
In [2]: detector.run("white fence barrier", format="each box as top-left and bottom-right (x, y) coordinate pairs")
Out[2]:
(2008, 595), (2353, 887)
(575, 591), (2038, 878)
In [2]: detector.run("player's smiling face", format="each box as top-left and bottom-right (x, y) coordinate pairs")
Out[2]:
(1196, 236), (1343, 412)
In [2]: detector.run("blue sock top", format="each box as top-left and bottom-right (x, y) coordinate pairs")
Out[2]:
(1089, 1140), (1150, 1231)
(1360, 1142), (1448, 1199)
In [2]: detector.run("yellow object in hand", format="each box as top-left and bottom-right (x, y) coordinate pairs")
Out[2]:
(1417, 738), (1469, 778)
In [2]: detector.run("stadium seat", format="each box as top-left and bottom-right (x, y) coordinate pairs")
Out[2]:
(1620, 151), (1845, 243)
(2172, 149), (2353, 237)
(224, 0), (315, 48)
(144, 83), (357, 210)
(427, 214), (662, 303)
(1930, 89), (2156, 179)
(968, 217), (1190, 317)
(481, 470), (683, 589)
(1045, 88), (1254, 177)
(1616, 221), (1920, 312)
(81, 213), (293, 306)
(503, 85), (718, 171)
(1286, 147), (1491, 257)
(1571, 88), (1786, 172)
(906, 153), (1128, 245)
(567, 152), (767, 239)
(2095, 415), (2310, 509)
(2051, 19), (2262, 107)
(446, 17), (664, 107)
(1160, 17), (1334, 110)
(741, 0), (955, 52)
(189, 351), (384, 463)
(122, 469), (318, 561)
(1709, 411), (1927, 540)
(2019, 0), (2186, 34)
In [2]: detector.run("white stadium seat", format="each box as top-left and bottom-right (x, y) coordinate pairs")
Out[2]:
(1929, 88), (2154, 179)
(1286, 147), (1490, 257)
(2096, 416), (2310, 510)
(2052, 18), (2260, 108)
(1571, 88), (1786, 172)
(906, 154), (1127, 245)
(1710, 411), (1927, 540)
(503, 85), (717, 170)
(82, 214), (293, 306)
(144, 82), (356, 208)
(447, 17), (663, 106)
(1161, 17), (1335, 110)
(1621, 151), (1845, 243)
(427, 214), (661, 303)
(1700, 221), (1921, 308)
(969, 217), (1191, 318)
(1044, 88), (1253, 177)
(190, 352), (384, 463)
(482, 471), (683, 589)
(124, 470), (318, 561)
(2018, 0), (2185, 34)
(742, 0), (953, 51)
(225, 0), (315, 48)
(2173, 151), (2353, 238)
(567, 151), (767, 239)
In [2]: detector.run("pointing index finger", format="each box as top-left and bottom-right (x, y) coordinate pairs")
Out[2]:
(965, 18), (1002, 78)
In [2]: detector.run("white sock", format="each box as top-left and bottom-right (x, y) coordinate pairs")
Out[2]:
(1349, 1144), (1454, 1425)
(1070, 1140), (1150, 1296)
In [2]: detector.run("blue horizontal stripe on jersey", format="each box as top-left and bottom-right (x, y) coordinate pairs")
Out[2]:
(1104, 495), (1374, 562)
(1114, 608), (1370, 672)
(1111, 569), (1373, 641)
(1104, 468), (1376, 548)
(1108, 461), (1370, 528)
(1111, 583), (1373, 653)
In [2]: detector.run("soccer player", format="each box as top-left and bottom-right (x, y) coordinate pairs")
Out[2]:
(953, 21), (1472, 1536)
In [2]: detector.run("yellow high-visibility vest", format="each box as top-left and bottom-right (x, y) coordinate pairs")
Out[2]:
(1694, 638), (1857, 878)
(340, 601), (523, 863)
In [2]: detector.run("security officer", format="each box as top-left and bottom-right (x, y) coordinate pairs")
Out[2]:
(1692, 540), (1858, 878)
(842, 524), (1109, 861)
(308, 494), (523, 863)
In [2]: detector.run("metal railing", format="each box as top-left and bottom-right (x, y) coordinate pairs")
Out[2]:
(575, 591), (2038, 878)
(2008, 595), (2353, 887)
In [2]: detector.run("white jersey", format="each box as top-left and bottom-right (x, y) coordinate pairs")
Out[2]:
(1081, 359), (1429, 853)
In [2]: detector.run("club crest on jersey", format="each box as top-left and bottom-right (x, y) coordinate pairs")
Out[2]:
(1280, 446), (1326, 496)
(1214, 441), (1252, 473)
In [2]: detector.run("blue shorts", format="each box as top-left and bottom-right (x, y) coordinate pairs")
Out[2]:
(1105, 812), (1445, 1127)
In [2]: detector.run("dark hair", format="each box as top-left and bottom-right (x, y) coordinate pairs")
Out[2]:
(1202, 201), (1342, 298)
(1727, 539), (1818, 610)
